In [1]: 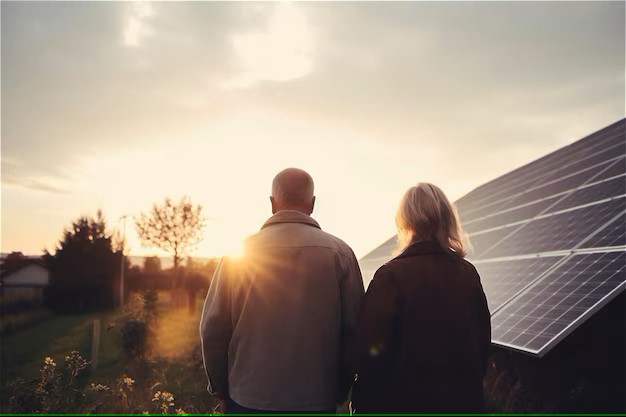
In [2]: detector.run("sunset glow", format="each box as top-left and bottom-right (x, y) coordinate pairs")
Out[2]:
(2, 1), (624, 261)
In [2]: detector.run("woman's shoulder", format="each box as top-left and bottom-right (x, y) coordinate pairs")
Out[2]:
(459, 257), (480, 276)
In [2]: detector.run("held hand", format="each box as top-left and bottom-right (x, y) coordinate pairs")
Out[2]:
(212, 397), (226, 414)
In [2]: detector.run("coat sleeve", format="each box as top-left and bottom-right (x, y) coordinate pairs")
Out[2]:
(475, 275), (492, 374)
(199, 257), (232, 398)
(353, 266), (400, 398)
(337, 249), (366, 403)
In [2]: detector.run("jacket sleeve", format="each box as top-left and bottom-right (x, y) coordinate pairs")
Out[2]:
(337, 249), (365, 403)
(353, 266), (399, 398)
(475, 276), (492, 374)
(199, 257), (232, 398)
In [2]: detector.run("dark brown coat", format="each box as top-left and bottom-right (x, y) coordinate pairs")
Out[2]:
(351, 241), (491, 414)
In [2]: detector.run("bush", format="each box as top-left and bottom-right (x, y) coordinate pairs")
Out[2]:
(120, 319), (150, 361)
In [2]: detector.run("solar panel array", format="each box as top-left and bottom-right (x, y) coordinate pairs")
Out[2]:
(359, 119), (626, 356)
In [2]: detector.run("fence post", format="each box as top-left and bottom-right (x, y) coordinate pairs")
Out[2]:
(92, 319), (101, 370)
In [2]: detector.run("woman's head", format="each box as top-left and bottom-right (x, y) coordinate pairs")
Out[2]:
(395, 182), (470, 257)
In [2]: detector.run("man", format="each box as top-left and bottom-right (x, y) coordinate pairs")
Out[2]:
(200, 168), (364, 414)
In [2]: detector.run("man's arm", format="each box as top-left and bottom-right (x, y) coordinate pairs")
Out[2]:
(199, 257), (233, 399)
(337, 249), (365, 403)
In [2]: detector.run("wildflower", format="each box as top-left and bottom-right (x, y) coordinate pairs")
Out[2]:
(65, 350), (89, 377)
(122, 376), (135, 388)
(117, 374), (135, 391)
(175, 408), (187, 415)
(39, 356), (59, 387)
(88, 383), (111, 392)
(152, 390), (175, 413)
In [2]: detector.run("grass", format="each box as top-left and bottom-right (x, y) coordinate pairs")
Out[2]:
(0, 290), (216, 413)
(1, 308), (125, 388)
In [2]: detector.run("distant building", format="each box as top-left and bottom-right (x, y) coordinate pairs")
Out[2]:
(0, 261), (50, 308)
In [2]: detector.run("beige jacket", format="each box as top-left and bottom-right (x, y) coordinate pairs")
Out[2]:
(200, 210), (364, 411)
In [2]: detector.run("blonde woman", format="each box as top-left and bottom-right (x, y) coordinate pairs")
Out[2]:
(351, 183), (491, 414)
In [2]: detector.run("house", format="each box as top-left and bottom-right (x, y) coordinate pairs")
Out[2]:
(0, 261), (50, 309)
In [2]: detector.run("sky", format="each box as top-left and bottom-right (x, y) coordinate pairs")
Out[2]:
(2, 1), (624, 260)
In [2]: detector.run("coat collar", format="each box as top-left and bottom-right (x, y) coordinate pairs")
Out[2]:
(261, 210), (321, 230)
(393, 240), (453, 260)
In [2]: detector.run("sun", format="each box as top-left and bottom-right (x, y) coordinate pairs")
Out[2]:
(220, 239), (246, 259)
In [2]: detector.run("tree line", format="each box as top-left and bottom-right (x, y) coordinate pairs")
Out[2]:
(2, 197), (211, 314)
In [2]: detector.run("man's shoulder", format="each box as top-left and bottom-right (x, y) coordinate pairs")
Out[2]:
(246, 224), (356, 258)
(316, 229), (356, 258)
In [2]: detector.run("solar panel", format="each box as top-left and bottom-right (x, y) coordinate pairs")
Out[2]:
(549, 176), (626, 213)
(456, 123), (625, 217)
(358, 118), (626, 356)
(491, 251), (626, 356)
(483, 198), (625, 258)
(497, 161), (616, 211)
(464, 196), (561, 234)
(474, 256), (564, 312)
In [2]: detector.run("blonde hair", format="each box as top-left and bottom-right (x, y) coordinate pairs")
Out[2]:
(394, 182), (470, 257)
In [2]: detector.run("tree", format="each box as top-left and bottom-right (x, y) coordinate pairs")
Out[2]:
(143, 256), (162, 274)
(135, 197), (205, 286)
(44, 210), (119, 312)
(1, 251), (27, 271)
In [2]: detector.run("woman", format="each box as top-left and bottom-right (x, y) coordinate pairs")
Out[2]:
(351, 183), (491, 414)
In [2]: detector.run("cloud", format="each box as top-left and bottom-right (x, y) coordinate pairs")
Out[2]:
(222, 2), (315, 89)
(2, 158), (70, 195)
(3, 176), (68, 195)
(123, 1), (154, 47)
(2, 1), (623, 201)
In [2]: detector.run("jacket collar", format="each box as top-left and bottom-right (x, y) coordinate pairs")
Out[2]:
(394, 240), (453, 260)
(261, 210), (321, 230)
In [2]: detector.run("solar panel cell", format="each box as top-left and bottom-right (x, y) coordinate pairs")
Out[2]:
(582, 212), (626, 248)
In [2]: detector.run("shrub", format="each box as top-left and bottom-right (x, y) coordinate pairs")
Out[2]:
(120, 318), (150, 360)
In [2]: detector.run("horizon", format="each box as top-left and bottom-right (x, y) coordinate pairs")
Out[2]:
(2, 1), (624, 260)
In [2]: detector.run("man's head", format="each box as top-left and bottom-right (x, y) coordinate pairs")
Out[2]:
(270, 168), (316, 215)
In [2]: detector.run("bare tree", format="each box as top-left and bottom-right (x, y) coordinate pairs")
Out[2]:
(135, 197), (205, 286)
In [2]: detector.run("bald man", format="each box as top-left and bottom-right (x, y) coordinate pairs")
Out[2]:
(200, 168), (364, 414)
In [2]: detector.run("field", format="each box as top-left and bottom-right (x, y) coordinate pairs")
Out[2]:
(0, 291), (216, 414)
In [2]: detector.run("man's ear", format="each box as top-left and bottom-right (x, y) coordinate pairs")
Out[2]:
(270, 196), (277, 214)
(310, 196), (316, 215)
